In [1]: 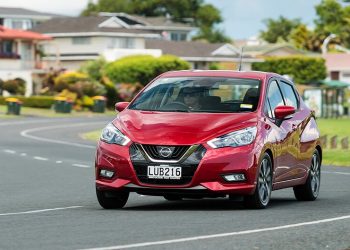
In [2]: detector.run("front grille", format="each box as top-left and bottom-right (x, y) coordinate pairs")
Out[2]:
(142, 145), (190, 160)
(132, 163), (198, 185)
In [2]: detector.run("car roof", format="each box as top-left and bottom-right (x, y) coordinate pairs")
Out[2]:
(158, 70), (281, 83)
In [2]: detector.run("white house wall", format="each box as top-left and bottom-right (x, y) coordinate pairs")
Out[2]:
(43, 36), (145, 56)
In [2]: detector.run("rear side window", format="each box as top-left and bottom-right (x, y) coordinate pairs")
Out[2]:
(266, 80), (285, 118)
(279, 81), (299, 109)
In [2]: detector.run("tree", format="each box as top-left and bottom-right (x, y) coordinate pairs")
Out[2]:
(314, 0), (350, 48)
(260, 16), (301, 43)
(81, 0), (230, 43)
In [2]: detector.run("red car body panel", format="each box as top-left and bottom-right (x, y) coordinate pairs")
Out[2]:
(95, 70), (322, 196)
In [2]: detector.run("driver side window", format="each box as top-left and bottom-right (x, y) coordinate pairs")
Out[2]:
(266, 80), (285, 118)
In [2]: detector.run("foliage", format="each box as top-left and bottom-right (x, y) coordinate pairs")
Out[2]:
(314, 0), (350, 48)
(251, 56), (327, 84)
(260, 16), (301, 43)
(208, 63), (220, 70)
(54, 71), (105, 98)
(0, 96), (55, 108)
(2, 78), (26, 95)
(81, 0), (230, 43)
(116, 82), (144, 102)
(104, 55), (190, 85)
(54, 72), (89, 92)
(79, 57), (107, 81)
(101, 76), (121, 107)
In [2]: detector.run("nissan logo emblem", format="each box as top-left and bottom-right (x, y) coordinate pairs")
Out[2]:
(159, 147), (173, 158)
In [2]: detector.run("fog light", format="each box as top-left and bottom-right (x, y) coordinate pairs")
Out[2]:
(100, 169), (115, 178)
(223, 173), (246, 182)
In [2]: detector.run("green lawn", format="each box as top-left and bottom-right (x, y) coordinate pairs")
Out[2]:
(0, 105), (116, 118)
(316, 118), (350, 166)
(81, 130), (101, 142)
(81, 118), (350, 166)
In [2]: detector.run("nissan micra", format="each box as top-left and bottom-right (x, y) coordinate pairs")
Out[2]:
(95, 70), (322, 209)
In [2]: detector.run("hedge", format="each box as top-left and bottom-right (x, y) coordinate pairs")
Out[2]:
(104, 55), (190, 85)
(0, 96), (55, 108)
(251, 56), (327, 84)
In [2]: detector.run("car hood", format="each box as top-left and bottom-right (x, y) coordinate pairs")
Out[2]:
(113, 109), (258, 145)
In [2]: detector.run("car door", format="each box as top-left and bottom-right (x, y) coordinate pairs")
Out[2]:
(264, 79), (294, 184)
(278, 79), (306, 179)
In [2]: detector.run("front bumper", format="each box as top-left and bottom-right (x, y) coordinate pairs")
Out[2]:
(95, 141), (260, 195)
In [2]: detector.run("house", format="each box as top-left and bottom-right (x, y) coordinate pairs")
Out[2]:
(323, 53), (350, 83)
(31, 13), (196, 70)
(145, 40), (262, 70)
(234, 37), (308, 57)
(0, 25), (51, 96)
(0, 7), (60, 30)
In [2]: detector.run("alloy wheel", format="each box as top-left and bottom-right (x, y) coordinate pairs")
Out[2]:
(258, 158), (272, 206)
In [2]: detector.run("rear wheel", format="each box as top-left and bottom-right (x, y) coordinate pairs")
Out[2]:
(96, 188), (129, 209)
(293, 150), (321, 201)
(244, 153), (273, 209)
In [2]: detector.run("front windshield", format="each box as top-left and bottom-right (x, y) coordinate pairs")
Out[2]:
(129, 77), (261, 113)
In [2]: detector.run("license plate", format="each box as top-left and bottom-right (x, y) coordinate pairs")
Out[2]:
(147, 165), (181, 179)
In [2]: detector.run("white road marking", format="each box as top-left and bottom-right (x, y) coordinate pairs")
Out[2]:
(323, 171), (350, 176)
(20, 122), (104, 149)
(79, 214), (350, 250)
(0, 206), (83, 216)
(72, 163), (91, 168)
(33, 156), (48, 161)
(4, 149), (16, 154)
(20, 153), (27, 156)
(56, 160), (63, 164)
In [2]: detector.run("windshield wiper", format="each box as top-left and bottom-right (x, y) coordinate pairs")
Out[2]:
(162, 109), (189, 112)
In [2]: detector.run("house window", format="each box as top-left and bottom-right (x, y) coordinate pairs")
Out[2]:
(108, 37), (135, 49)
(72, 37), (91, 45)
(3, 18), (32, 30)
(0, 40), (18, 58)
(170, 32), (187, 41)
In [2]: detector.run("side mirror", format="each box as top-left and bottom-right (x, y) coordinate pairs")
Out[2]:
(115, 102), (129, 112)
(274, 105), (296, 120)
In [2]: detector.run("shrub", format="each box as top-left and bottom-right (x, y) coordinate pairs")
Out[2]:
(104, 55), (190, 85)
(252, 56), (327, 84)
(54, 71), (106, 98)
(2, 78), (26, 95)
(102, 76), (121, 107)
(0, 96), (55, 108)
(54, 72), (89, 92)
(79, 57), (107, 81)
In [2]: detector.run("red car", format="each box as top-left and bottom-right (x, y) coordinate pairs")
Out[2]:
(95, 70), (322, 209)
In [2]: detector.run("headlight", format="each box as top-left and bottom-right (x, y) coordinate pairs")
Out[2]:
(100, 123), (130, 146)
(207, 127), (257, 149)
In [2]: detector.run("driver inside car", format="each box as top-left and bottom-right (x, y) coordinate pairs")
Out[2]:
(177, 87), (204, 110)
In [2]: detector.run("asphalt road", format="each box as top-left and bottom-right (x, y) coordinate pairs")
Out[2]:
(0, 116), (349, 250)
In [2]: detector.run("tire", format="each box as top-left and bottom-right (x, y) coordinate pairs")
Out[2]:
(244, 153), (273, 209)
(164, 195), (182, 201)
(293, 150), (321, 201)
(96, 188), (129, 209)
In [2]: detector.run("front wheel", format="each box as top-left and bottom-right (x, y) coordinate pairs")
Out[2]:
(96, 188), (129, 209)
(244, 153), (273, 209)
(293, 150), (321, 201)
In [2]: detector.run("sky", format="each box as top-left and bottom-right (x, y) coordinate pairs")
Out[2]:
(0, 0), (322, 39)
